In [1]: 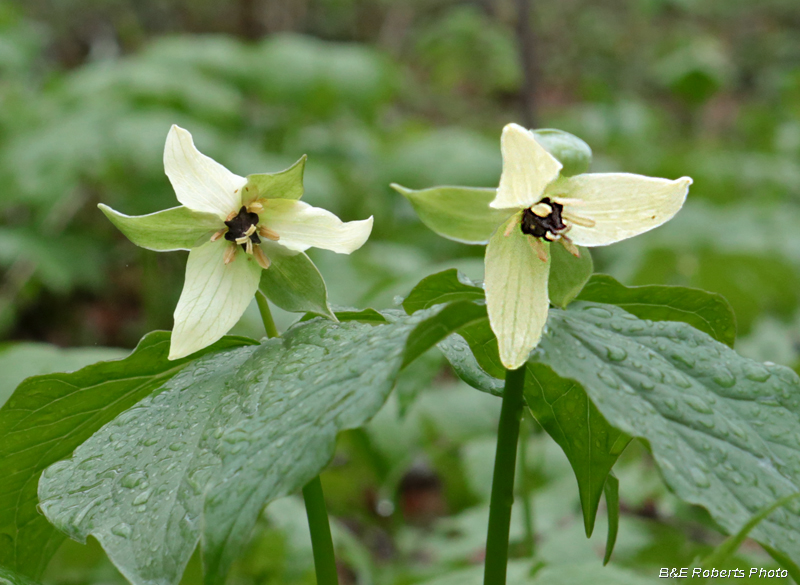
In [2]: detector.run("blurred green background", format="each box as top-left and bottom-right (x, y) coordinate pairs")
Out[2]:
(1, 0), (799, 583)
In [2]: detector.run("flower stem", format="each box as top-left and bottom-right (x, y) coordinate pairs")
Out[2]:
(484, 365), (527, 585)
(302, 476), (339, 585)
(254, 291), (338, 584)
(518, 412), (535, 557)
(255, 290), (280, 339)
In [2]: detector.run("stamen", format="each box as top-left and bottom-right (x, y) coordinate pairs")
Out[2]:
(225, 210), (238, 222)
(245, 239), (254, 255)
(248, 201), (264, 214)
(530, 202), (552, 217)
(504, 217), (519, 237)
(210, 229), (227, 242)
(253, 245), (271, 269)
(562, 212), (596, 228)
(234, 235), (250, 245)
(244, 224), (257, 237)
(544, 232), (561, 241)
(560, 236), (581, 258)
(528, 237), (548, 262)
(258, 226), (280, 241)
(223, 245), (237, 265)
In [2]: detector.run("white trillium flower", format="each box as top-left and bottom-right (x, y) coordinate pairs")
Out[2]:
(395, 123), (692, 370)
(101, 125), (373, 360)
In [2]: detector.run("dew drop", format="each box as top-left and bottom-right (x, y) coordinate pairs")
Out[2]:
(689, 467), (711, 488)
(169, 442), (185, 452)
(685, 396), (714, 415)
(596, 370), (620, 389)
(120, 471), (148, 490)
(743, 363), (771, 383)
(606, 347), (627, 362)
(111, 522), (132, 539)
(132, 489), (152, 506)
(712, 366), (737, 388)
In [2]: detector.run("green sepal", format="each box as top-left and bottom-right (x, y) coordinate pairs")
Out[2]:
(548, 243), (593, 308)
(242, 155), (306, 202)
(258, 243), (335, 320)
(391, 183), (513, 244)
(532, 128), (592, 176)
(99, 204), (221, 251)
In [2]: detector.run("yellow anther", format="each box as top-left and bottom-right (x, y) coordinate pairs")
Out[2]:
(223, 245), (237, 265)
(562, 212), (596, 228)
(258, 226), (280, 241)
(253, 245), (271, 269)
(210, 229), (226, 242)
(560, 236), (581, 258)
(528, 237), (548, 262)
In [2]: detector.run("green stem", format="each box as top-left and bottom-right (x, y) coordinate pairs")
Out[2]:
(302, 476), (339, 585)
(255, 290), (280, 338)
(254, 291), (338, 584)
(518, 412), (535, 557)
(484, 366), (527, 585)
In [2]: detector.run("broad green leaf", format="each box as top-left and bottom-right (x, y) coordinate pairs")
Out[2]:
(438, 333), (503, 397)
(577, 274), (736, 347)
(402, 300), (488, 367)
(37, 306), (464, 585)
(0, 565), (40, 585)
(391, 183), (513, 244)
(525, 364), (630, 537)
(441, 317), (627, 536)
(533, 301), (800, 568)
(548, 244), (593, 308)
(0, 343), (126, 409)
(603, 472), (619, 565)
(243, 155), (306, 201)
(0, 332), (255, 577)
(403, 268), (485, 314)
(532, 128), (592, 177)
(98, 204), (222, 251)
(702, 491), (800, 569)
(259, 243), (334, 319)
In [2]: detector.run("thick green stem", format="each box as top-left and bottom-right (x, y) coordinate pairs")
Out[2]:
(484, 366), (527, 585)
(302, 476), (339, 585)
(254, 291), (338, 584)
(255, 290), (280, 338)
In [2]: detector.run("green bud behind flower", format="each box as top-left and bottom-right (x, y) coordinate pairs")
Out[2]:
(532, 128), (592, 176)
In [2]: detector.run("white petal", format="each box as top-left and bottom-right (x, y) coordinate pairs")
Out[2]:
(260, 199), (373, 254)
(491, 123), (563, 210)
(169, 239), (261, 360)
(484, 217), (551, 370)
(163, 125), (246, 220)
(553, 173), (692, 247)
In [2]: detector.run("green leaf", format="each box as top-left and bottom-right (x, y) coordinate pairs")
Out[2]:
(438, 333), (503, 397)
(243, 155), (306, 201)
(259, 243), (334, 319)
(391, 183), (512, 244)
(0, 343), (126, 409)
(702, 491), (800, 569)
(548, 244), (593, 309)
(37, 307), (457, 585)
(532, 128), (592, 177)
(402, 300), (488, 368)
(525, 363), (629, 537)
(603, 472), (620, 565)
(0, 565), (41, 585)
(98, 204), (222, 252)
(403, 268), (485, 314)
(533, 301), (800, 568)
(0, 332), (255, 577)
(440, 317), (628, 537)
(577, 274), (736, 347)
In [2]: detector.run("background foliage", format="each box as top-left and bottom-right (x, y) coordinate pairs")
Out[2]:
(1, 0), (800, 582)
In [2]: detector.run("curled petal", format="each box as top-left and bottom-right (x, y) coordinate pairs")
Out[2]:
(261, 199), (373, 254)
(169, 239), (262, 360)
(491, 123), (563, 210)
(164, 125), (246, 220)
(553, 173), (692, 247)
(485, 217), (551, 370)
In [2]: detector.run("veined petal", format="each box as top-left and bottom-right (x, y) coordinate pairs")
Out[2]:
(169, 239), (261, 360)
(552, 173), (692, 247)
(491, 123), (563, 210)
(164, 125), (246, 220)
(261, 199), (373, 254)
(485, 217), (551, 370)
